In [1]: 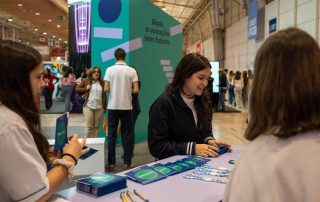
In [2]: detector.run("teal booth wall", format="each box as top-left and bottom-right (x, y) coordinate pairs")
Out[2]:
(91, 0), (182, 142)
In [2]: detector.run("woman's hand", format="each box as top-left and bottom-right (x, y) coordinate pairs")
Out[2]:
(195, 144), (219, 157)
(62, 134), (90, 164)
(208, 140), (232, 152)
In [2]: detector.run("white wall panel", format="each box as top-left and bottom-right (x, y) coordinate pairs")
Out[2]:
(297, 20), (317, 38)
(239, 55), (247, 69)
(297, 0), (316, 24)
(233, 55), (239, 68)
(239, 43), (248, 55)
(280, 0), (294, 13)
(298, 0), (312, 6)
(279, 10), (295, 30)
(202, 38), (214, 60)
(247, 40), (256, 54)
(265, 0), (279, 37)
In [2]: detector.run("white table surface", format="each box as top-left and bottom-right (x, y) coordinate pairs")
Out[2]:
(56, 146), (244, 202)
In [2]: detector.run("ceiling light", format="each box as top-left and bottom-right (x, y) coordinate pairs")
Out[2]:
(34, 28), (38, 31)
(26, 42), (30, 44)
(64, 41), (68, 43)
(52, 36), (56, 38)
(35, 13), (40, 15)
(43, 32), (47, 35)
(59, 38), (62, 41)
(57, 25), (61, 28)
(48, 19), (52, 22)
(7, 17), (13, 22)
(17, 4), (23, 7)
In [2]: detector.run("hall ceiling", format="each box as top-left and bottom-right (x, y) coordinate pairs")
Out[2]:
(0, 0), (68, 43)
(0, 0), (203, 44)
(151, 0), (202, 24)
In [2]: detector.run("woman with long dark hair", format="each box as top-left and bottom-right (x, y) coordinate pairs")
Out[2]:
(148, 53), (231, 160)
(0, 40), (89, 201)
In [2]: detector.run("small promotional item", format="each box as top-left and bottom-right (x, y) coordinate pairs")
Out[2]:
(54, 112), (68, 150)
(217, 145), (229, 156)
(76, 172), (127, 197)
(125, 165), (167, 185)
(151, 163), (180, 176)
(80, 146), (98, 160)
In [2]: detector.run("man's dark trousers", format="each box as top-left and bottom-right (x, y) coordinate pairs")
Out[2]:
(107, 109), (134, 166)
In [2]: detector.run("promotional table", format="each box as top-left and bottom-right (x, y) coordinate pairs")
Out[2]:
(56, 146), (243, 202)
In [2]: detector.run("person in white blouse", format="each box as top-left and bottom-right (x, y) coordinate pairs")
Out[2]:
(223, 28), (320, 202)
(0, 40), (89, 202)
(76, 67), (107, 138)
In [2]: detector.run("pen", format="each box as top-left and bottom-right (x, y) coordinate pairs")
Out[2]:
(120, 192), (128, 202)
(133, 189), (149, 202)
(126, 191), (137, 202)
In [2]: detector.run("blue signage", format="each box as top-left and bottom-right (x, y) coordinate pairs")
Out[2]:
(269, 18), (277, 34)
(248, 0), (258, 40)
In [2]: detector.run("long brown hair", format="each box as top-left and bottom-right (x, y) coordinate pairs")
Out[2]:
(246, 28), (320, 140)
(166, 53), (211, 130)
(0, 40), (49, 162)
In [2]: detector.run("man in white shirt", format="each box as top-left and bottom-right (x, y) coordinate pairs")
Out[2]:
(104, 48), (139, 170)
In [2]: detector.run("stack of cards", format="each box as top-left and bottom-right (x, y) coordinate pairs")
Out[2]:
(125, 156), (212, 184)
(76, 172), (127, 197)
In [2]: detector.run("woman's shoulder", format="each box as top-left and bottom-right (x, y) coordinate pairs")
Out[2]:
(0, 105), (28, 135)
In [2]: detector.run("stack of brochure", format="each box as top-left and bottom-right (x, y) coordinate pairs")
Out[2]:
(76, 172), (127, 197)
(125, 156), (211, 184)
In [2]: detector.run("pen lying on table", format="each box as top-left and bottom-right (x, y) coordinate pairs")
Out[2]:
(134, 189), (150, 202)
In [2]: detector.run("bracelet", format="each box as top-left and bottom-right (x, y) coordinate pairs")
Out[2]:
(52, 159), (75, 180)
(62, 153), (78, 165)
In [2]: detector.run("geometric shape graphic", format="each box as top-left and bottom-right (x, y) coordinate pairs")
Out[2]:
(160, 59), (171, 65)
(170, 24), (183, 36)
(93, 27), (123, 39)
(163, 66), (173, 71)
(134, 169), (159, 180)
(161, 59), (173, 83)
(100, 37), (143, 62)
(165, 72), (174, 78)
(153, 166), (171, 175)
(98, 0), (122, 23)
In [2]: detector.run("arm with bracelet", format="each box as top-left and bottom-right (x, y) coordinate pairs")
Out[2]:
(37, 134), (90, 202)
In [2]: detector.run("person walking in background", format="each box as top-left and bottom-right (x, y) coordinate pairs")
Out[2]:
(234, 71), (243, 109)
(148, 53), (231, 160)
(76, 67), (107, 138)
(227, 70), (235, 106)
(217, 69), (227, 111)
(242, 70), (249, 108)
(76, 68), (89, 85)
(42, 68), (58, 110)
(104, 48), (139, 171)
(223, 28), (320, 202)
(247, 69), (253, 93)
(0, 40), (89, 201)
(61, 67), (77, 112)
